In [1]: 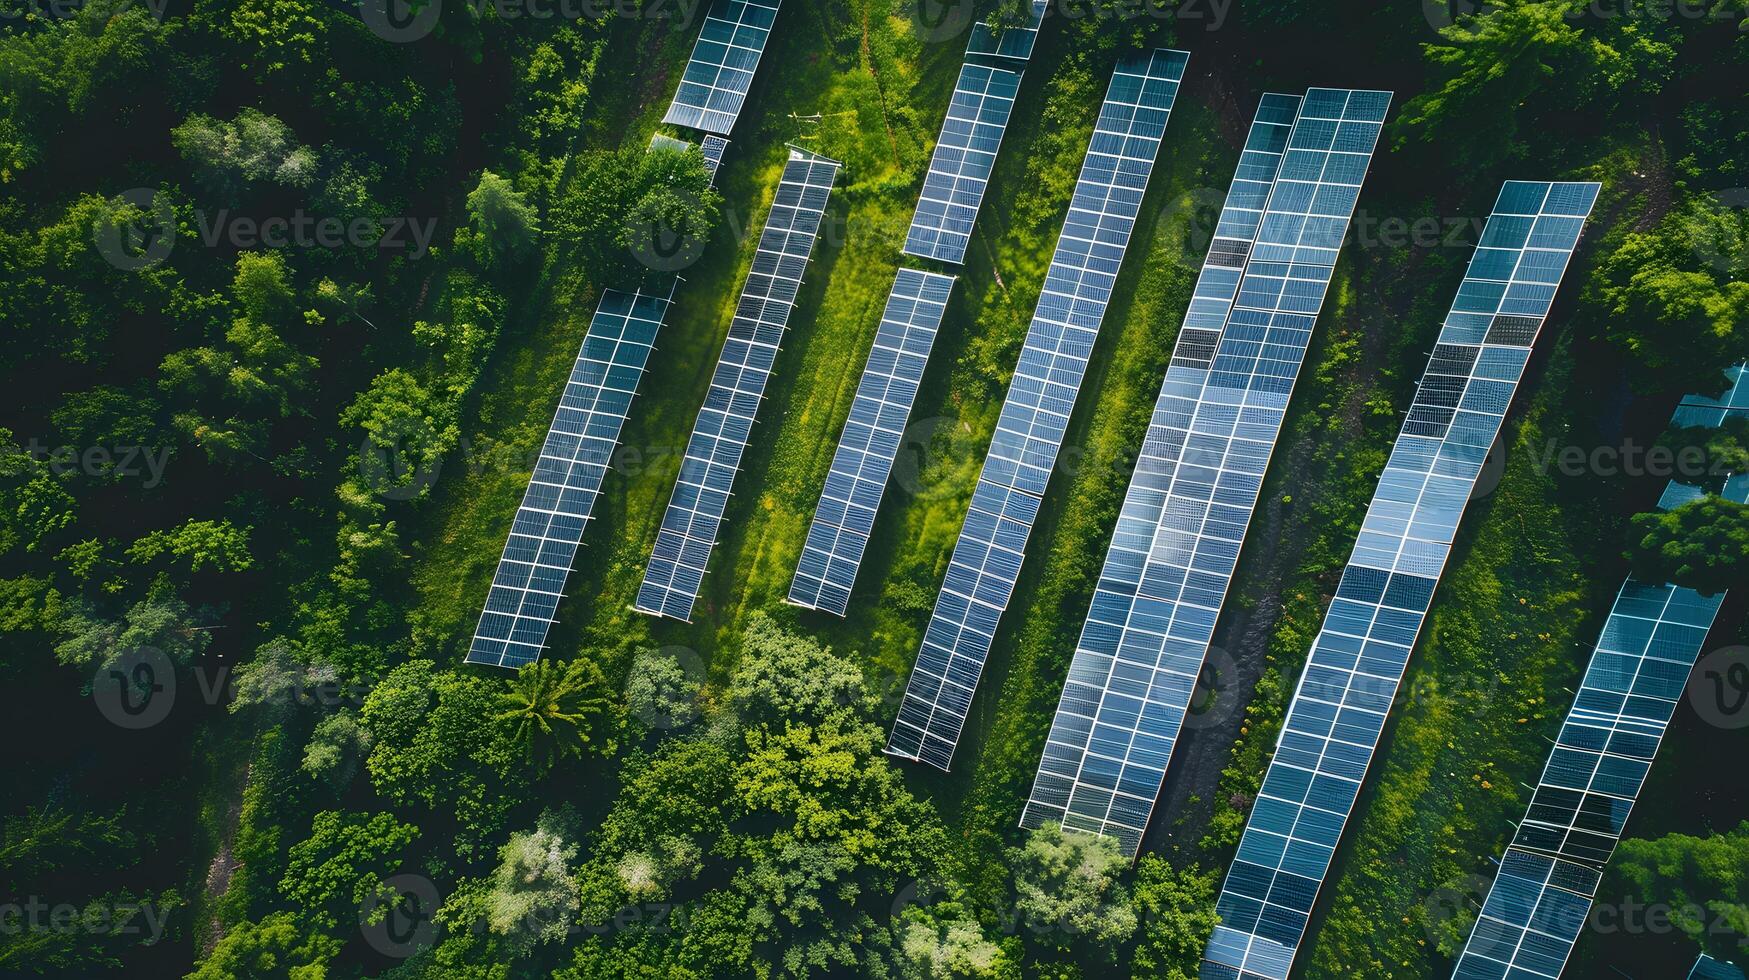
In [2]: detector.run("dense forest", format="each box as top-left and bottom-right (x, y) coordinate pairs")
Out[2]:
(0, 0), (1745, 978)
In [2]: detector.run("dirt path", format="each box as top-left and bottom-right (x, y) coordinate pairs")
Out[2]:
(198, 760), (251, 957)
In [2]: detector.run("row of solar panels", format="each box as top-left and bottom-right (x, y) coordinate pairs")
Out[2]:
(1450, 361), (1747, 980)
(473, 0), (1054, 654)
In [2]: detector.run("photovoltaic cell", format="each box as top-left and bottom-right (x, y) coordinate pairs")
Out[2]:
(1202, 180), (1601, 980)
(903, 63), (1023, 265)
(468, 283), (678, 668)
(635, 147), (840, 622)
(789, 268), (957, 615)
(662, 0), (782, 135)
(965, 0), (1046, 62)
(1023, 90), (1394, 856)
(1451, 359), (1748, 980)
(885, 48), (1190, 771)
(649, 133), (730, 186)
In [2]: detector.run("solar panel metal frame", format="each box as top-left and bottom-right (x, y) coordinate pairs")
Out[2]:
(965, 0), (1046, 62)
(902, 62), (1024, 265)
(788, 268), (957, 615)
(1451, 360), (1747, 980)
(635, 146), (841, 622)
(885, 48), (1191, 771)
(1022, 90), (1398, 857)
(468, 281), (678, 669)
(662, 0), (782, 136)
(1202, 179), (1602, 980)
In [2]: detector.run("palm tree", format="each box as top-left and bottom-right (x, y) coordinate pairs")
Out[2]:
(495, 659), (619, 772)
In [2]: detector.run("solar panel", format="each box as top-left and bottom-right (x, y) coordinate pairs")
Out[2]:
(1692, 955), (1749, 980)
(1022, 90), (1396, 856)
(1201, 179), (1601, 980)
(965, 0), (1046, 62)
(902, 62), (1023, 265)
(635, 147), (841, 622)
(701, 135), (730, 181)
(885, 48), (1191, 771)
(1451, 358), (1748, 980)
(468, 282), (678, 668)
(789, 268), (957, 615)
(1446, 849), (1600, 980)
(662, 0), (782, 135)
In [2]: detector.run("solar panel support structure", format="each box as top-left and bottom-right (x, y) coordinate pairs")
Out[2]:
(884, 48), (1191, 772)
(1200, 179), (1601, 980)
(635, 146), (841, 622)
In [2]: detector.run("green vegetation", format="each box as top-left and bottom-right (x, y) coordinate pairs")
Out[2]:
(3, 0), (1746, 977)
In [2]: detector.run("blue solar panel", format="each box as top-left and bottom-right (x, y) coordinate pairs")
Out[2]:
(789, 268), (957, 615)
(1451, 358), (1748, 980)
(635, 147), (840, 622)
(1448, 849), (1600, 980)
(662, 0), (782, 135)
(1693, 955), (1749, 980)
(903, 63), (1023, 265)
(1202, 180), (1601, 980)
(701, 135), (730, 181)
(965, 0), (1046, 62)
(886, 48), (1191, 771)
(469, 282), (678, 668)
(1022, 90), (1396, 856)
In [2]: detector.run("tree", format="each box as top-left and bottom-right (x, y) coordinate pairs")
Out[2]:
(1657, 416), (1749, 493)
(724, 611), (874, 729)
(0, 429), (76, 556)
(1626, 496), (1749, 595)
(625, 647), (700, 731)
(280, 810), (418, 929)
(465, 169), (539, 261)
(1611, 822), (1749, 960)
(896, 905), (1017, 979)
(172, 109), (318, 198)
(54, 581), (211, 673)
(303, 709), (373, 787)
(1008, 823), (1137, 949)
(1587, 197), (1748, 392)
(550, 144), (721, 288)
(188, 912), (340, 980)
(126, 518), (253, 574)
(360, 661), (525, 861)
(486, 808), (581, 950)
(1130, 856), (1219, 979)
(495, 658), (622, 772)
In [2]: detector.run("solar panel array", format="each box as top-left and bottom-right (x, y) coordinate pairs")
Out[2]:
(636, 147), (841, 621)
(1022, 89), (1398, 855)
(662, 0), (782, 135)
(1451, 359), (1748, 980)
(789, 269), (957, 614)
(885, 48), (1190, 771)
(965, 0), (1046, 62)
(1693, 955), (1749, 980)
(468, 283), (677, 668)
(1201, 180), (1601, 980)
(902, 63), (1023, 265)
